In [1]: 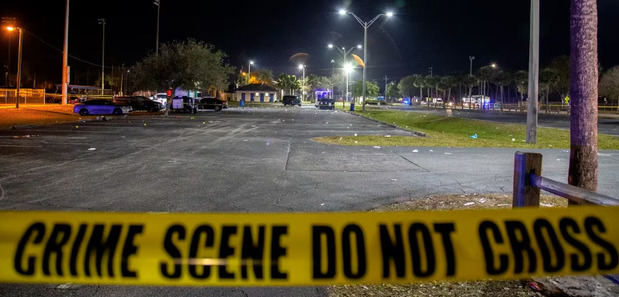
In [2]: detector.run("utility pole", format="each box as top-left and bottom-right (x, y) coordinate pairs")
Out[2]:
(120, 64), (124, 96)
(98, 18), (106, 96)
(61, 0), (69, 104)
(384, 75), (388, 101)
(526, 0), (539, 143)
(154, 0), (160, 56)
(469, 56), (475, 76)
(16, 27), (22, 108)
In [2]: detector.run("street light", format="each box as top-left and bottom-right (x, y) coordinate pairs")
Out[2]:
(5, 25), (22, 109)
(154, 0), (160, 56)
(248, 60), (254, 84)
(298, 64), (306, 101)
(343, 63), (353, 108)
(339, 8), (393, 111)
(98, 18), (106, 95)
(469, 56), (475, 76)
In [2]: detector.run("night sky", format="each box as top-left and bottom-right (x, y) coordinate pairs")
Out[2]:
(2, 0), (619, 87)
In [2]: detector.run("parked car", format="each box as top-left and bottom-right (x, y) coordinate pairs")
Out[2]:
(68, 95), (86, 104)
(282, 95), (301, 106)
(316, 98), (335, 110)
(151, 93), (168, 109)
(170, 96), (199, 113)
(198, 97), (227, 111)
(113, 96), (163, 112)
(73, 99), (131, 116)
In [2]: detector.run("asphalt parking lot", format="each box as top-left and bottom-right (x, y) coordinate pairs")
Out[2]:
(1, 107), (618, 296)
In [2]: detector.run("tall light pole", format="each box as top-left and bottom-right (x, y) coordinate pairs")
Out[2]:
(339, 9), (393, 111)
(98, 18), (105, 95)
(328, 43), (360, 105)
(154, 0), (160, 56)
(298, 64), (306, 101)
(526, 0), (540, 144)
(469, 56), (475, 76)
(61, 0), (69, 104)
(6, 26), (22, 109)
(248, 60), (254, 84)
(344, 63), (352, 107)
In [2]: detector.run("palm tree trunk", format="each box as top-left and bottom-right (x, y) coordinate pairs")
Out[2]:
(568, 0), (598, 193)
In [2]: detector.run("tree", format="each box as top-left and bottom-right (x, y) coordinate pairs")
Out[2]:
(569, 0), (598, 193)
(424, 75), (439, 99)
(599, 65), (619, 106)
(386, 81), (400, 101)
(514, 70), (529, 105)
(249, 69), (274, 85)
(131, 39), (234, 113)
(353, 80), (378, 98)
(494, 71), (512, 109)
(549, 55), (570, 100)
(440, 76), (457, 104)
(276, 74), (300, 95)
(412, 74), (425, 99)
(461, 75), (477, 109)
(539, 68), (556, 112)
(398, 75), (416, 99)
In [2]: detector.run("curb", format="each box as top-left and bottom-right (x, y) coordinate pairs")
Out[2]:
(342, 109), (427, 137)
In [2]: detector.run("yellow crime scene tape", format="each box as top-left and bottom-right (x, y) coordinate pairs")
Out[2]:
(0, 206), (618, 286)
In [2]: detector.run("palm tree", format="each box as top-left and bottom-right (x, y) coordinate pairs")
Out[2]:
(276, 74), (301, 95)
(539, 68), (556, 113)
(440, 76), (457, 106)
(568, 0), (598, 192)
(494, 71), (512, 111)
(514, 70), (528, 109)
(461, 75), (477, 109)
(412, 74), (424, 100)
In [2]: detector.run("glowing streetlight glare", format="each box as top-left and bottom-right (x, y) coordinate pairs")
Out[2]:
(491, 63), (497, 68)
(6, 26), (15, 31)
(343, 63), (353, 73)
(338, 9), (347, 15)
(328, 43), (333, 49)
(356, 44), (362, 49)
(249, 60), (254, 65)
(386, 11), (394, 17)
(298, 64), (304, 70)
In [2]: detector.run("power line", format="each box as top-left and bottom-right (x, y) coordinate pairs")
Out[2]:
(24, 30), (112, 69)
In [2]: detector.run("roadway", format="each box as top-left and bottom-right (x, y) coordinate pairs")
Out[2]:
(387, 105), (619, 136)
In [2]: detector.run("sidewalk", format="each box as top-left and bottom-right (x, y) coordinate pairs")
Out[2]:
(0, 104), (81, 129)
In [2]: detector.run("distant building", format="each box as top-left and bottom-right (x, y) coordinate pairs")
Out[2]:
(234, 84), (278, 103)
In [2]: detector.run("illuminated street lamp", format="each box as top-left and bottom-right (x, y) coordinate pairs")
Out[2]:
(298, 64), (306, 101)
(248, 60), (254, 84)
(327, 42), (361, 104)
(343, 63), (353, 106)
(6, 25), (23, 109)
(339, 8), (394, 111)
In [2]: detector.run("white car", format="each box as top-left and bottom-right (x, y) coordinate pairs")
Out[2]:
(151, 93), (168, 109)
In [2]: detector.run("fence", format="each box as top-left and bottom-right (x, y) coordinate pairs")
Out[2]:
(512, 152), (619, 207)
(0, 88), (46, 104)
(512, 152), (619, 283)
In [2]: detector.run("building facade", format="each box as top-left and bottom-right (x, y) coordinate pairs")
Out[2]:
(234, 84), (278, 103)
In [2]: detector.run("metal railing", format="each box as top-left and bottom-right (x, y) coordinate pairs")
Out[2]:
(512, 151), (619, 207)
